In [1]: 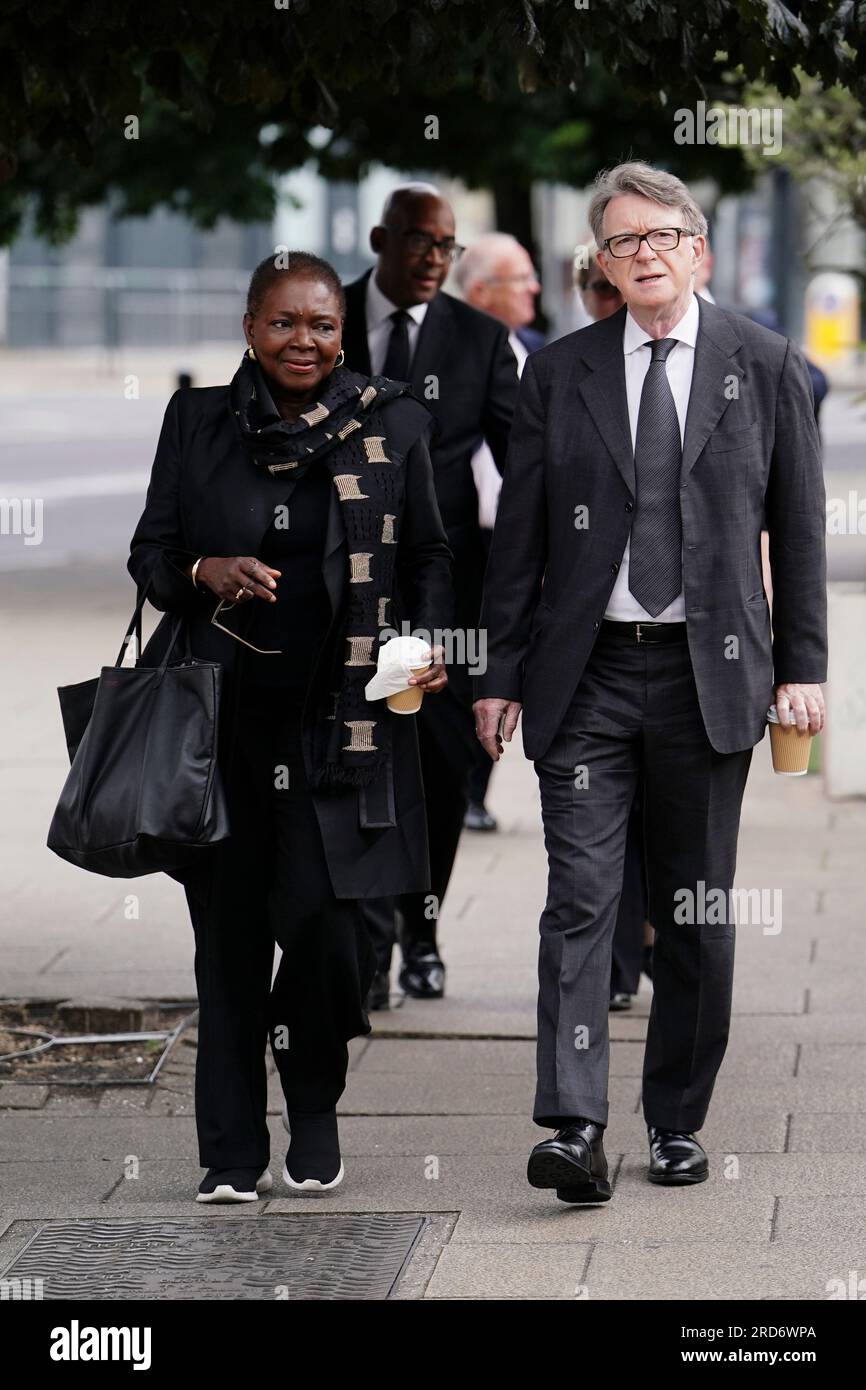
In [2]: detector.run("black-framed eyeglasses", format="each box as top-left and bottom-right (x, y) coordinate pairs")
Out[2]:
(400, 229), (465, 261)
(602, 227), (698, 258)
(210, 598), (282, 654)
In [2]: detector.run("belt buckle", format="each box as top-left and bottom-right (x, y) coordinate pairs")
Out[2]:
(635, 622), (659, 644)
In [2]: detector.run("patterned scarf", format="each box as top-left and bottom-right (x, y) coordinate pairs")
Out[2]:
(229, 352), (422, 791)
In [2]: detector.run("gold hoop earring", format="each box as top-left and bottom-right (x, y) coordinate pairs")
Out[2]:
(247, 345), (256, 361)
(335, 349), (345, 367)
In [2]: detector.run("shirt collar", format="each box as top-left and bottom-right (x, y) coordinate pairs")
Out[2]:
(623, 292), (699, 356)
(366, 269), (429, 335)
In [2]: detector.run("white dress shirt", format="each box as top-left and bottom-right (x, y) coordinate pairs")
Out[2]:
(471, 329), (527, 528)
(604, 293), (700, 622)
(365, 271), (429, 375)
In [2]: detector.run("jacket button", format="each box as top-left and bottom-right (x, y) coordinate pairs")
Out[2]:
(593, 621), (599, 631)
(625, 502), (633, 513)
(611, 562), (619, 574)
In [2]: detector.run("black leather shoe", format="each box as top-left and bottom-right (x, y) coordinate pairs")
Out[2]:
(365, 969), (391, 1011)
(647, 1126), (709, 1185)
(463, 801), (498, 832)
(398, 944), (445, 999)
(609, 991), (632, 1012)
(527, 1120), (611, 1203)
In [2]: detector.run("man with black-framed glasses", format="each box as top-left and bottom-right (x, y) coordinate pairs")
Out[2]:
(474, 161), (827, 1205)
(343, 184), (519, 1008)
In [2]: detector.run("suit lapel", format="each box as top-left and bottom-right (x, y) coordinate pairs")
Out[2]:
(342, 271), (373, 376)
(577, 307), (635, 496)
(680, 297), (745, 481)
(410, 292), (453, 398)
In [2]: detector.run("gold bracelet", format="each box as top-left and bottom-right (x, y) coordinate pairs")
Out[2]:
(190, 556), (206, 590)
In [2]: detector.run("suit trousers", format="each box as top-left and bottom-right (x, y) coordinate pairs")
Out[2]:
(610, 790), (649, 997)
(184, 683), (376, 1169)
(533, 624), (752, 1132)
(362, 693), (473, 969)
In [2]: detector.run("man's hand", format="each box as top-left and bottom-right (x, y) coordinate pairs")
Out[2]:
(774, 683), (825, 735)
(473, 697), (522, 761)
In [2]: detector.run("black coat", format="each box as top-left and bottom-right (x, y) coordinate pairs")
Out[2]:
(128, 381), (454, 899)
(475, 297), (828, 758)
(342, 271), (519, 761)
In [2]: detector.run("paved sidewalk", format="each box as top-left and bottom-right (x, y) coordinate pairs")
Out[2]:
(2, 574), (866, 1298)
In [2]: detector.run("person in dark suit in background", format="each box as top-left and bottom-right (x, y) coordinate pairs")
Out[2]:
(342, 184), (519, 1006)
(454, 232), (544, 832)
(474, 161), (826, 1203)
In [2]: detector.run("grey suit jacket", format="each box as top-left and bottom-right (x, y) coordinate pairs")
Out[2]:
(473, 297), (827, 759)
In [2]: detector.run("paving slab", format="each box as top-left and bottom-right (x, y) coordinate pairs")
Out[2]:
(582, 1240), (866, 1301)
(2, 567), (866, 1299)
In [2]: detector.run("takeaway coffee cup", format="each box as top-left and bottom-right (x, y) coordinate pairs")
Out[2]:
(386, 662), (433, 715)
(767, 703), (812, 776)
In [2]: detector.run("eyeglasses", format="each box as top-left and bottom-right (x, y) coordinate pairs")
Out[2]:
(210, 598), (282, 654)
(602, 227), (698, 258)
(400, 229), (465, 261)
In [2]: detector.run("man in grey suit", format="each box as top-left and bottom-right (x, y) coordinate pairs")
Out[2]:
(473, 161), (827, 1204)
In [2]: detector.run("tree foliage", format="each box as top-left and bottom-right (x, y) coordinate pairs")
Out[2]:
(0, 0), (861, 244)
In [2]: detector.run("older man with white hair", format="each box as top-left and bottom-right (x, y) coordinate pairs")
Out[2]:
(473, 161), (827, 1204)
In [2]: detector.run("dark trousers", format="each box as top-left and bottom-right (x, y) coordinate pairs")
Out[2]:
(533, 625), (752, 1132)
(610, 791), (649, 996)
(185, 685), (376, 1169)
(467, 739), (495, 806)
(363, 701), (471, 969)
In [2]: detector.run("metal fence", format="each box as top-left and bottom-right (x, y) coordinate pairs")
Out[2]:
(4, 267), (252, 348)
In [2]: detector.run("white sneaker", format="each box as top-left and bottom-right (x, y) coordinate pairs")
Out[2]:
(280, 1106), (344, 1192)
(281, 1159), (345, 1194)
(196, 1168), (273, 1203)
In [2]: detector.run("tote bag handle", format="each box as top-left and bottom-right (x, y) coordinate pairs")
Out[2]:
(113, 575), (192, 672)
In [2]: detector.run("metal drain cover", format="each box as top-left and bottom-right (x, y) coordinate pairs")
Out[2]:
(2, 1216), (425, 1300)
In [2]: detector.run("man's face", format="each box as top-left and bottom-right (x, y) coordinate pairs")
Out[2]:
(371, 195), (456, 307)
(597, 193), (704, 316)
(469, 245), (540, 330)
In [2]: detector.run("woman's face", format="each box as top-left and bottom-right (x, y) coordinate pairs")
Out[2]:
(243, 276), (343, 400)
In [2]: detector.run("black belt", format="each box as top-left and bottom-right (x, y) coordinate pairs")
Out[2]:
(600, 619), (687, 645)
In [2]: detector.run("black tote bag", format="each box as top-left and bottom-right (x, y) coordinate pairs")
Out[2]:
(47, 582), (231, 877)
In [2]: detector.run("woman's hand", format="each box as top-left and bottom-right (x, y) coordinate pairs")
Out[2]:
(196, 556), (281, 603)
(407, 644), (448, 695)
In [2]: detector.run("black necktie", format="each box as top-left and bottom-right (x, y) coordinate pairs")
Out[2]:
(627, 337), (683, 617)
(381, 309), (412, 381)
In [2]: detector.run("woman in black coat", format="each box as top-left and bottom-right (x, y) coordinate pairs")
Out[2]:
(129, 251), (452, 1203)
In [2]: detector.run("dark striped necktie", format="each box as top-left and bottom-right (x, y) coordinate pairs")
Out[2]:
(627, 337), (683, 617)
